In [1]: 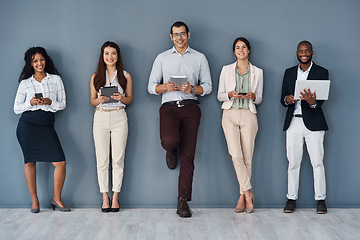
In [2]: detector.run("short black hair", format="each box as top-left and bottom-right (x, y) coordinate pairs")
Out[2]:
(233, 37), (251, 52)
(170, 21), (189, 34)
(297, 40), (313, 51)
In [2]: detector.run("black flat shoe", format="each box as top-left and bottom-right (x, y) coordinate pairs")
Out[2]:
(316, 200), (327, 214)
(101, 197), (111, 213)
(111, 199), (120, 212)
(284, 199), (296, 213)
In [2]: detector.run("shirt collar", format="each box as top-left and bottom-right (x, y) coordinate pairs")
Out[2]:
(171, 46), (191, 55)
(298, 61), (313, 73)
(31, 72), (49, 81)
(235, 64), (250, 75)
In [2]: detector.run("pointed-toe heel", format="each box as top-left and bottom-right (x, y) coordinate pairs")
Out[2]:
(31, 208), (40, 213)
(246, 193), (255, 214)
(51, 199), (71, 212)
(111, 199), (120, 212)
(235, 207), (245, 213)
(101, 197), (111, 213)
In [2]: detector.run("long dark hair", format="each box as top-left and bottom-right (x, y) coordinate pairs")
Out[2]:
(93, 41), (127, 92)
(18, 47), (60, 82)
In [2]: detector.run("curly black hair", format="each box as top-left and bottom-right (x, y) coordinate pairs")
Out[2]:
(18, 47), (60, 82)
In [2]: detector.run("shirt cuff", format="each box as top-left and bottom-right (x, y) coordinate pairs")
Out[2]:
(310, 103), (317, 108)
(149, 84), (160, 95)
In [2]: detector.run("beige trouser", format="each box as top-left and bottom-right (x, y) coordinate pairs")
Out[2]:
(93, 109), (128, 193)
(222, 108), (258, 194)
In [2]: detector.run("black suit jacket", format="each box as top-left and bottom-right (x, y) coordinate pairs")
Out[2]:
(280, 63), (329, 131)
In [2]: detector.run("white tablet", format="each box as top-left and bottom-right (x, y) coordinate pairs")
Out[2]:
(170, 76), (188, 86)
(294, 80), (330, 100)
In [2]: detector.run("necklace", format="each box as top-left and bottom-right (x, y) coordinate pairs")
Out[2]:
(34, 73), (46, 82)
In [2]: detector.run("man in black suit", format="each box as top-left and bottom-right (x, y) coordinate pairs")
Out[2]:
(281, 41), (329, 214)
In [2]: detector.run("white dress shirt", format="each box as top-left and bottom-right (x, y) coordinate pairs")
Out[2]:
(13, 73), (66, 114)
(294, 62), (313, 115)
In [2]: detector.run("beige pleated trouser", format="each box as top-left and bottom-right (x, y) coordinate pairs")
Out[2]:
(222, 108), (258, 194)
(93, 108), (128, 193)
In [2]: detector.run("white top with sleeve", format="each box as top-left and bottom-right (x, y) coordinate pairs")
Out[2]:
(13, 73), (66, 114)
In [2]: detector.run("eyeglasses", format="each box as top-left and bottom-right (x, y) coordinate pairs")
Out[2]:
(172, 32), (187, 38)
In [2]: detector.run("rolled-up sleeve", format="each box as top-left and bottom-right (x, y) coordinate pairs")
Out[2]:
(48, 76), (66, 111)
(198, 55), (212, 96)
(148, 56), (162, 95)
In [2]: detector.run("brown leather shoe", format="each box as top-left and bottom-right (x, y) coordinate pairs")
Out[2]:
(166, 149), (177, 169)
(177, 197), (192, 218)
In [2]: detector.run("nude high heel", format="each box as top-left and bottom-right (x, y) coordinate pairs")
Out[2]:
(235, 195), (245, 213)
(246, 193), (254, 213)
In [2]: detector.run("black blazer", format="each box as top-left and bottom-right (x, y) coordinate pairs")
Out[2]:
(280, 63), (329, 131)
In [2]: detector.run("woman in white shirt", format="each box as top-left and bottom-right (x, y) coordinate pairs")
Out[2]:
(90, 41), (133, 212)
(14, 47), (70, 213)
(217, 37), (263, 213)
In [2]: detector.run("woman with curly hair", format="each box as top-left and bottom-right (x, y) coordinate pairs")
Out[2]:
(14, 46), (70, 213)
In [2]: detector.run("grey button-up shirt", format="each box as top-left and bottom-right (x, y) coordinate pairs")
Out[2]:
(148, 46), (212, 105)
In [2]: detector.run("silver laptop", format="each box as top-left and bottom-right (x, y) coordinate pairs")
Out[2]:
(294, 80), (330, 100)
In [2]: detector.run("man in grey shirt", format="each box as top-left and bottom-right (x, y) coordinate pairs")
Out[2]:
(148, 21), (212, 218)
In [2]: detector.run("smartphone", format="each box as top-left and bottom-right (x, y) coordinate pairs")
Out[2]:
(35, 93), (43, 99)
(237, 92), (247, 95)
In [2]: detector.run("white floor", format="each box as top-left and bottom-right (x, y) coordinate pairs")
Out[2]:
(0, 208), (359, 240)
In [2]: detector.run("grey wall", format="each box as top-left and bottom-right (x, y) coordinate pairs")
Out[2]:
(1, 0), (359, 208)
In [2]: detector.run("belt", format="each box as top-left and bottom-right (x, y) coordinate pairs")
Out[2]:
(162, 99), (199, 108)
(95, 107), (124, 112)
(294, 114), (302, 118)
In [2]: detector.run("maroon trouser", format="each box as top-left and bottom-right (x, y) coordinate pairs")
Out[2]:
(159, 103), (201, 201)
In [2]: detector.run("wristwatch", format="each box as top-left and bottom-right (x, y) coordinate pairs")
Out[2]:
(191, 85), (195, 93)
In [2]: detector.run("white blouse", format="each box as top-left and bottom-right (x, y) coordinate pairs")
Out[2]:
(13, 73), (66, 114)
(96, 70), (127, 108)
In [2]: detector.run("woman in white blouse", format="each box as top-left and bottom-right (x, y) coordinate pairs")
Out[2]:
(90, 41), (133, 212)
(217, 37), (263, 213)
(14, 47), (70, 213)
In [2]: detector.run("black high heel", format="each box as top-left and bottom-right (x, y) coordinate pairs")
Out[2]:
(101, 197), (111, 213)
(111, 199), (120, 212)
(31, 199), (40, 213)
(51, 198), (71, 212)
(31, 208), (40, 213)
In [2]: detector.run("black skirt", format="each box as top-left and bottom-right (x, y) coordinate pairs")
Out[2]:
(16, 110), (65, 164)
